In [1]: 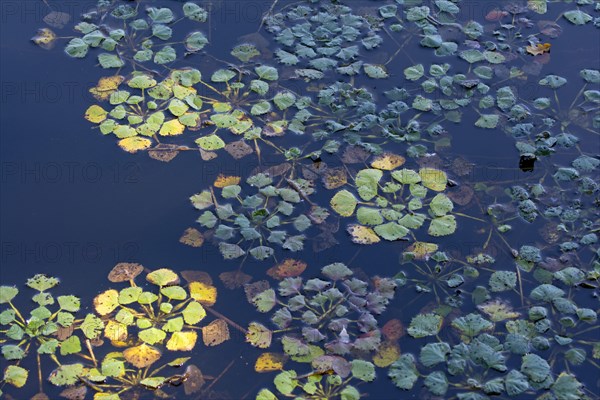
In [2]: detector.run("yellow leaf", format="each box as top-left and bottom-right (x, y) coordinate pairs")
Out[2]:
(104, 320), (127, 342)
(123, 344), (162, 368)
(89, 76), (124, 101)
(213, 174), (241, 188)
(478, 300), (520, 322)
(166, 331), (198, 351)
(419, 168), (447, 192)
(321, 167), (347, 189)
(93, 289), (119, 316)
(84, 105), (108, 124)
(118, 137), (152, 153)
(189, 282), (217, 306)
(405, 242), (439, 260)
(373, 340), (401, 367)
(254, 352), (287, 373)
(526, 43), (551, 56)
(31, 28), (57, 50)
(370, 153), (406, 170)
(201, 319), (230, 346)
(179, 227), (204, 248)
(246, 322), (272, 348)
(159, 119), (185, 136)
(347, 224), (380, 245)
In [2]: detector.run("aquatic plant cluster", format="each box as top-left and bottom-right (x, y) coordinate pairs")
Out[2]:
(6, 0), (598, 398)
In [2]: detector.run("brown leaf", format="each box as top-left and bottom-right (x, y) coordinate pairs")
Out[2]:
(59, 386), (87, 400)
(224, 140), (253, 159)
(244, 280), (270, 302)
(341, 145), (370, 164)
(219, 270), (252, 289)
(321, 167), (347, 189)
(181, 271), (213, 285)
(148, 144), (180, 162)
(184, 365), (205, 395)
(179, 228), (204, 248)
(201, 319), (230, 346)
(447, 185), (474, 206)
(267, 259), (307, 280)
(382, 319), (405, 341)
(108, 263), (144, 283)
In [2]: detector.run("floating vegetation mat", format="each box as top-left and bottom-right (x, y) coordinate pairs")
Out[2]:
(6, 0), (600, 398)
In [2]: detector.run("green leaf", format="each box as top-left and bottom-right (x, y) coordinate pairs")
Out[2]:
(351, 360), (376, 382)
(255, 65), (279, 81)
(330, 190), (357, 217)
(451, 313), (492, 337)
(3, 365), (28, 388)
(183, 3), (208, 22)
(98, 53), (124, 69)
(212, 69), (236, 82)
(364, 64), (388, 79)
(0, 286), (18, 304)
(420, 342), (451, 367)
(185, 31), (208, 52)
(389, 354), (418, 389)
(521, 354), (551, 383)
(424, 371), (448, 396)
(48, 363), (84, 386)
(26, 274), (59, 291)
(196, 134), (225, 151)
(60, 336), (82, 356)
(475, 114), (499, 129)
(57, 295), (80, 312)
(404, 64), (424, 81)
(505, 370), (529, 396)
(428, 215), (456, 236)
(407, 313), (442, 338)
(154, 46), (176, 64)
(65, 38), (88, 58)
(489, 271), (517, 292)
(563, 10), (592, 25)
(274, 370), (297, 395)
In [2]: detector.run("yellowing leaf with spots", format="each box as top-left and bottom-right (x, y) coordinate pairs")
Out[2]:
(347, 224), (380, 245)
(31, 28), (57, 50)
(166, 331), (198, 351)
(118, 137), (152, 153)
(370, 153), (406, 170)
(246, 322), (272, 348)
(159, 119), (185, 136)
(104, 320), (127, 342)
(373, 340), (401, 367)
(406, 242), (439, 260)
(201, 319), (230, 346)
(85, 105), (108, 123)
(213, 174), (241, 188)
(477, 300), (520, 322)
(93, 289), (119, 316)
(89, 76), (124, 101)
(189, 282), (217, 306)
(123, 344), (162, 368)
(419, 168), (447, 191)
(254, 352), (287, 373)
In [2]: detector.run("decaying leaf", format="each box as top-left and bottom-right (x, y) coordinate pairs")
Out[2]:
(88, 76), (125, 101)
(184, 365), (205, 395)
(373, 340), (401, 367)
(148, 144), (181, 162)
(189, 281), (217, 306)
(347, 224), (381, 245)
(201, 319), (230, 346)
(477, 300), (520, 322)
(181, 271), (213, 285)
(526, 43), (551, 56)
(219, 270), (252, 289)
(244, 280), (270, 303)
(254, 352), (287, 372)
(31, 28), (57, 50)
(179, 227), (204, 247)
(118, 137), (152, 153)
(322, 167), (347, 189)
(382, 319), (405, 341)
(213, 174), (241, 188)
(370, 153), (406, 170)
(107, 262), (144, 283)
(224, 140), (253, 159)
(405, 242), (439, 260)
(267, 259), (307, 280)
(246, 322), (273, 348)
(123, 344), (162, 368)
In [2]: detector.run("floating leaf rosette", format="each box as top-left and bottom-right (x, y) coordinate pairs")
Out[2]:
(329, 164), (456, 243)
(84, 69), (204, 156)
(190, 173), (328, 261)
(64, 1), (208, 69)
(87, 265), (226, 359)
(246, 263), (396, 359)
(0, 274), (84, 394)
(263, 2), (382, 80)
